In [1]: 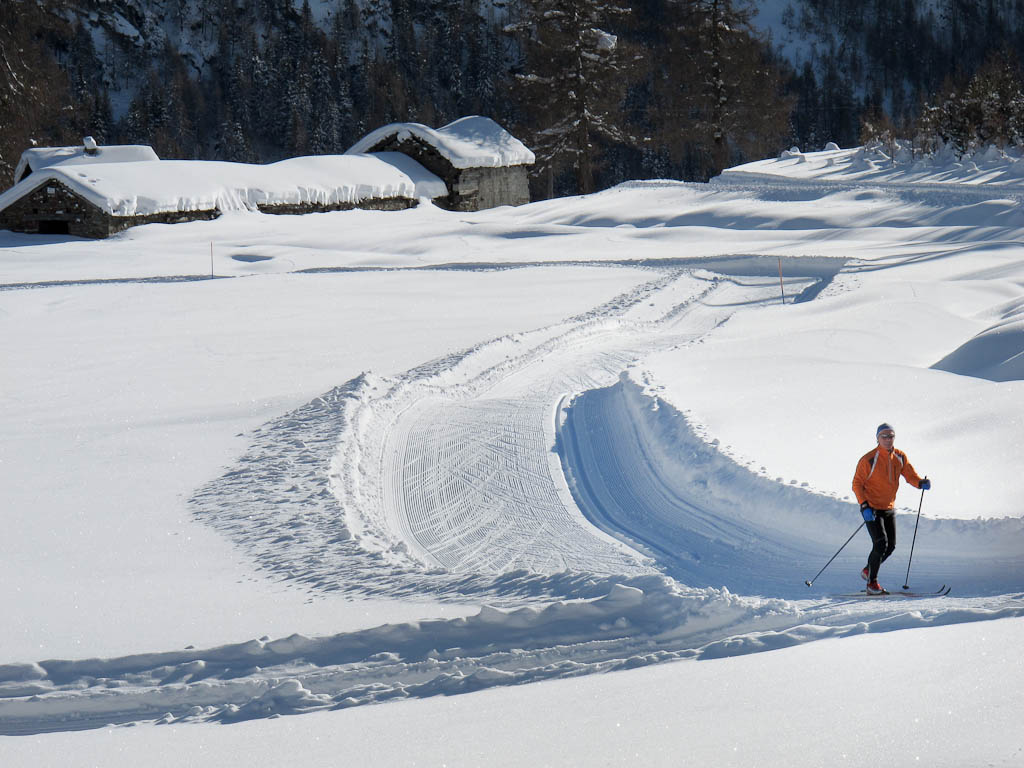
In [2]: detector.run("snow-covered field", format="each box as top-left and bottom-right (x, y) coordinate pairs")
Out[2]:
(2, 143), (1023, 765)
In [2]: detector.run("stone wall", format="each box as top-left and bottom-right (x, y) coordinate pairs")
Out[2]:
(108, 209), (220, 234)
(257, 197), (417, 215)
(0, 179), (219, 238)
(0, 180), (111, 238)
(450, 165), (530, 212)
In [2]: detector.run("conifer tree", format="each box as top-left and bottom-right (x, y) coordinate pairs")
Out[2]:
(654, 0), (790, 178)
(506, 0), (634, 195)
(0, 1), (77, 182)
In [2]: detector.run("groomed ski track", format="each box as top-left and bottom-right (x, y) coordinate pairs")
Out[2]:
(4, 254), (1022, 736)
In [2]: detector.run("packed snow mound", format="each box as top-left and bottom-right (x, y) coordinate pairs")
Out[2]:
(932, 318), (1024, 382)
(0, 152), (446, 217)
(347, 116), (535, 169)
(13, 143), (159, 182)
(724, 142), (1024, 186)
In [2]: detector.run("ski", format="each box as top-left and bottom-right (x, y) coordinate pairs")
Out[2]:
(832, 585), (950, 598)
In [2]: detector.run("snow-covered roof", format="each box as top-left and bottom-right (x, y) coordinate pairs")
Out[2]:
(14, 143), (160, 182)
(347, 116), (535, 169)
(0, 153), (447, 218)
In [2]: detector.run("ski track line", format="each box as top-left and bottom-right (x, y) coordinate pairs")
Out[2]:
(369, 270), (743, 576)
(2, 583), (1021, 736)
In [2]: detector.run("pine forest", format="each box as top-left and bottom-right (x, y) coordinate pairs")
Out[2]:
(5, 0), (1024, 198)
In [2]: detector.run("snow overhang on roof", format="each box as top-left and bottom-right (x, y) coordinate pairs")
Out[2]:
(14, 143), (160, 183)
(347, 116), (536, 169)
(0, 153), (447, 218)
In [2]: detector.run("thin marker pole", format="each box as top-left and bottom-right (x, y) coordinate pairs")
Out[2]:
(778, 256), (785, 304)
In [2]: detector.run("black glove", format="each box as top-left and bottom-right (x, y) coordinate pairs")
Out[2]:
(919, 478), (931, 490)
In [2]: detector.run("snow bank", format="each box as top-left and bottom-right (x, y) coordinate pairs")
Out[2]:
(347, 115), (535, 169)
(561, 374), (1024, 597)
(933, 313), (1024, 382)
(723, 141), (1024, 187)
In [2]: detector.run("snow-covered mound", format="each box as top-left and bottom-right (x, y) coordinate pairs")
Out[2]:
(724, 142), (1024, 186)
(932, 313), (1024, 382)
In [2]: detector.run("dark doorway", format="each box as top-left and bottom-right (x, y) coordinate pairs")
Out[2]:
(39, 220), (70, 235)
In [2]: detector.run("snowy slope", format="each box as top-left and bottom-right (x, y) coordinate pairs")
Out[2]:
(1, 145), (1023, 762)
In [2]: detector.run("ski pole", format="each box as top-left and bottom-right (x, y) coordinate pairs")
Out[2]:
(902, 483), (927, 590)
(805, 521), (866, 587)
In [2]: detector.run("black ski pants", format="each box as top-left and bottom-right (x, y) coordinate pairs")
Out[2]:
(866, 510), (896, 581)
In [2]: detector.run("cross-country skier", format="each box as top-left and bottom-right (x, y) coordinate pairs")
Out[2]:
(852, 423), (931, 594)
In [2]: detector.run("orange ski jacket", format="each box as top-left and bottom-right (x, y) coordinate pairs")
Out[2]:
(852, 447), (924, 511)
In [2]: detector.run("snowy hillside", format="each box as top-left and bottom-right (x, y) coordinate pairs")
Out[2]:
(1, 145), (1023, 765)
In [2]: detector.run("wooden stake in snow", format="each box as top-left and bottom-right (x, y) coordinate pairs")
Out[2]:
(778, 256), (785, 304)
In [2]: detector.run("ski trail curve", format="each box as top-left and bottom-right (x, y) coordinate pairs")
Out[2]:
(353, 270), (829, 578)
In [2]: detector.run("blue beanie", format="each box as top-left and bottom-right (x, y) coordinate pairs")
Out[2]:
(876, 422), (894, 436)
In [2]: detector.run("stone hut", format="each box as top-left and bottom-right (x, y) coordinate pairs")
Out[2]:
(0, 118), (533, 238)
(346, 116), (534, 212)
(0, 143), (446, 238)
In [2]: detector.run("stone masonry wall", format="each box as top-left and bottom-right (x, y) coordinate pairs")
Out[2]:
(257, 197), (417, 215)
(0, 180), (112, 238)
(0, 180), (220, 238)
(0, 181), (421, 238)
(449, 165), (530, 212)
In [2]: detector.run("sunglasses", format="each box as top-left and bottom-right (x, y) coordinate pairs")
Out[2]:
(879, 433), (896, 439)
